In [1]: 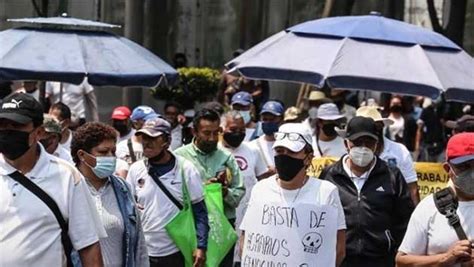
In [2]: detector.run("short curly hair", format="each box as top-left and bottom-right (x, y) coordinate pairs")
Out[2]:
(71, 122), (117, 165)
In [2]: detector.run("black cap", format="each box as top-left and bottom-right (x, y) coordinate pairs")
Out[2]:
(336, 116), (379, 141)
(0, 93), (44, 125)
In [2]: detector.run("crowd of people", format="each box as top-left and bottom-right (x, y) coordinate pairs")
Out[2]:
(0, 74), (473, 267)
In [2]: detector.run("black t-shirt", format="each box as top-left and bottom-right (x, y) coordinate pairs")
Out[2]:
(420, 107), (445, 144)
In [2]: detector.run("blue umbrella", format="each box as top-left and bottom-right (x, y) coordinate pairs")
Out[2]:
(0, 16), (178, 87)
(227, 13), (474, 102)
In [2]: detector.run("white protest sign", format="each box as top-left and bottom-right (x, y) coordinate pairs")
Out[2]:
(241, 202), (338, 267)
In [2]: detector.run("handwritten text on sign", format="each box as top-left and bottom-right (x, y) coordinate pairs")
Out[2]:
(242, 202), (338, 267)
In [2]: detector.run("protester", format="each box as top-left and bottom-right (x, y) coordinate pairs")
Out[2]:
(330, 89), (356, 122)
(319, 116), (415, 267)
(40, 114), (74, 164)
(71, 122), (149, 267)
(111, 106), (134, 143)
(175, 108), (244, 267)
(230, 91), (257, 141)
(313, 103), (346, 158)
(126, 117), (208, 267)
(46, 79), (99, 126)
(116, 105), (157, 165)
(164, 101), (185, 150)
(416, 98), (446, 162)
(396, 132), (474, 267)
(0, 93), (103, 266)
(240, 123), (346, 266)
(219, 110), (268, 265)
(356, 106), (420, 205)
(16, 80), (41, 102)
(49, 102), (74, 152)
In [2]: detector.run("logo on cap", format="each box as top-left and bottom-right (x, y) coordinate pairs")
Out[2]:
(2, 99), (23, 109)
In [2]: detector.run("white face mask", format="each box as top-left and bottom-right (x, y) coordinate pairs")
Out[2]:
(349, 146), (374, 167)
(308, 107), (318, 119)
(239, 110), (251, 124)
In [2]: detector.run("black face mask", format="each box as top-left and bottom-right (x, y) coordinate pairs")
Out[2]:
(223, 132), (245, 148)
(274, 154), (305, 181)
(113, 123), (130, 136)
(321, 123), (338, 137)
(197, 139), (218, 154)
(390, 105), (403, 113)
(0, 129), (32, 160)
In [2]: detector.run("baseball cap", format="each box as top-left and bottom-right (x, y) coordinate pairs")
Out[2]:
(261, 101), (284, 116)
(273, 123), (312, 153)
(0, 92), (43, 124)
(446, 133), (474, 165)
(111, 106), (131, 120)
(356, 106), (394, 126)
(231, 91), (253, 106)
(445, 115), (474, 132)
(284, 106), (302, 121)
(136, 117), (171, 138)
(43, 114), (62, 134)
(336, 116), (379, 141)
(316, 103), (345, 121)
(130, 105), (156, 121)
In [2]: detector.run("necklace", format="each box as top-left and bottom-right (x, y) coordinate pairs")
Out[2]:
(277, 176), (309, 204)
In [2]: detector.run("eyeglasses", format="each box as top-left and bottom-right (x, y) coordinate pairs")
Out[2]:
(274, 132), (309, 145)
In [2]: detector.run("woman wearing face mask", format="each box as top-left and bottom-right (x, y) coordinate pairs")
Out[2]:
(71, 122), (149, 267)
(319, 116), (414, 267)
(239, 123), (347, 266)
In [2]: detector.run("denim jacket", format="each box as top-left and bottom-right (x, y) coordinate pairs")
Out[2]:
(73, 175), (148, 267)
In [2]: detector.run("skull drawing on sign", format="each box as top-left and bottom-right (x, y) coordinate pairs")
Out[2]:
(302, 232), (323, 254)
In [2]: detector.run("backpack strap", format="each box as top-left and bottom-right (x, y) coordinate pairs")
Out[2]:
(127, 138), (137, 163)
(433, 187), (468, 240)
(8, 171), (73, 267)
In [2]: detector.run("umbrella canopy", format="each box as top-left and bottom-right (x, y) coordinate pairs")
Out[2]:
(227, 13), (474, 103)
(0, 16), (178, 87)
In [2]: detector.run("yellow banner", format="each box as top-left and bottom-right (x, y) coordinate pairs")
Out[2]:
(414, 162), (449, 199)
(307, 157), (450, 200)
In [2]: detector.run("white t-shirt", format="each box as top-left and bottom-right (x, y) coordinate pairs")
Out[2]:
(313, 136), (347, 158)
(116, 138), (144, 165)
(388, 115), (404, 140)
(240, 177), (346, 231)
(46, 80), (94, 120)
(170, 125), (183, 151)
(59, 129), (73, 153)
(250, 135), (275, 168)
(0, 145), (101, 267)
(17, 88), (41, 102)
(126, 155), (204, 257)
(399, 194), (474, 267)
(118, 129), (136, 144)
(380, 137), (417, 184)
(53, 145), (74, 164)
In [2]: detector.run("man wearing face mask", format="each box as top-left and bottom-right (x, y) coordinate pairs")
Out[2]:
(313, 103), (346, 158)
(219, 110), (268, 265)
(0, 93), (104, 266)
(39, 114), (74, 164)
(249, 101), (285, 178)
(111, 106), (134, 143)
(175, 108), (244, 266)
(319, 116), (414, 267)
(49, 102), (73, 152)
(396, 132), (474, 267)
(230, 91), (257, 141)
(302, 90), (332, 132)
(127, 117), (209, 266)
(240, 123), (347, 266)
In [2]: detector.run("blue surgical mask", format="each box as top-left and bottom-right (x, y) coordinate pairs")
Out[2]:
(239, 111), (251, 124)
(86, 155), (117, 179)
(262, 121), (279, 136)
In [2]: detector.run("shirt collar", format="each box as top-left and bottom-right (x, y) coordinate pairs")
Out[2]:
(0, 143), (51, 179)
(191, 139), (216, 156)
(342, 155), (377, 179)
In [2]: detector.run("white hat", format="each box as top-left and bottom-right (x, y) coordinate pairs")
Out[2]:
(273, 123), (312, 152)
(316, 103), (345, 121)
(356, 106), (393, 126)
